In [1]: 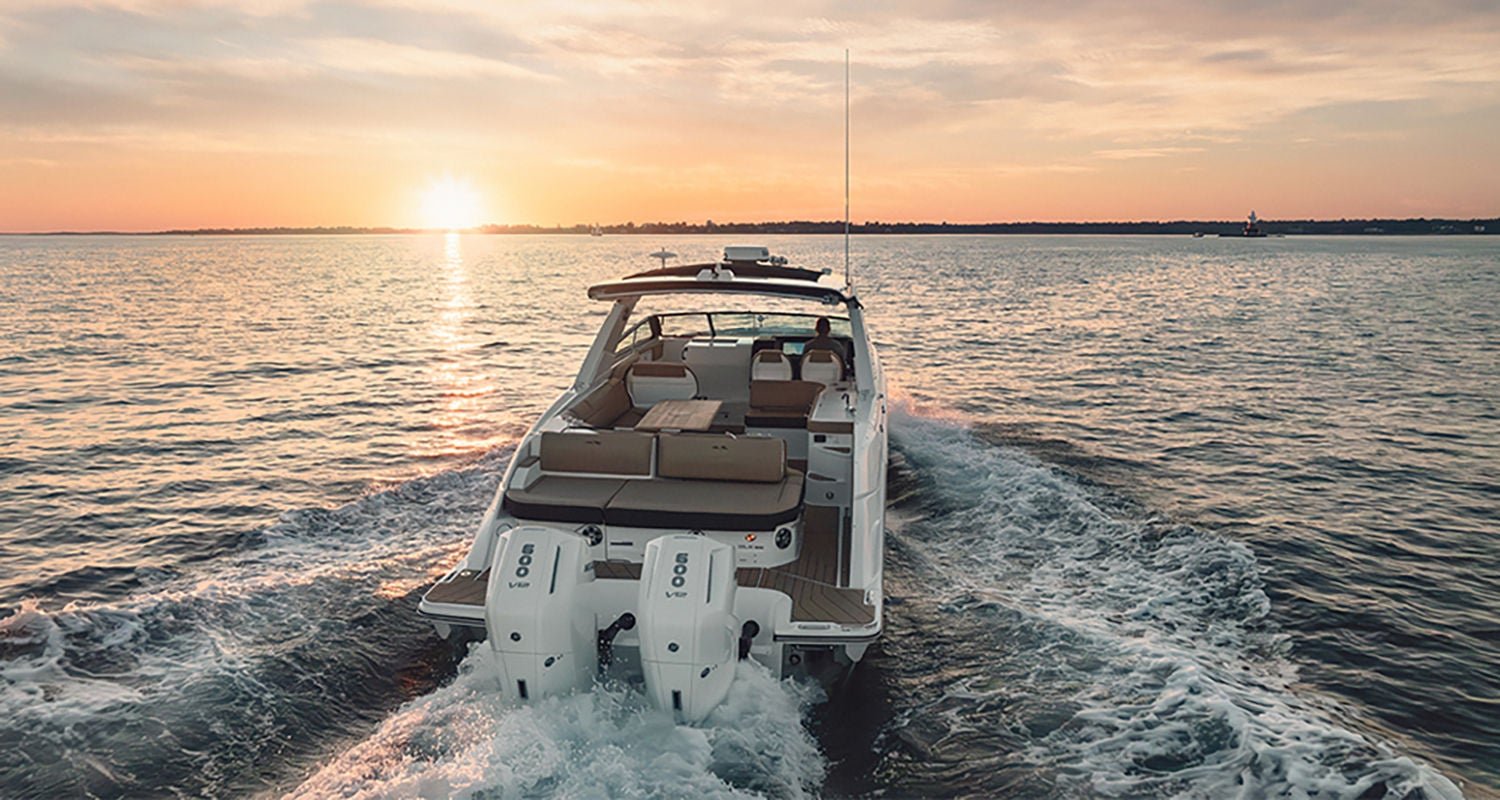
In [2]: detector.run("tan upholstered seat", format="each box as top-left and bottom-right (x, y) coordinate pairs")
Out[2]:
(539, 430), (653, 475)
(626, 362), (699, 407)
(750, 349), (793, 382)
(604, 434), (804, 530)
(508, 430), (806, 530)
(745, 380), (823, 429)
(504, 475), (627, 523)
(566, 378), (637, 428)
(800, 349), (844, 386)
(502, 431), (654, 522)
(656, 433), (785, 482)
(606, 472), (804, 530)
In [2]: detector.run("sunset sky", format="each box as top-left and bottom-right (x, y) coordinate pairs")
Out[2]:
(2, 1), (1499, 232)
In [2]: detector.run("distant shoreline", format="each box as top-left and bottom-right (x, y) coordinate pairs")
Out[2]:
(7, 218), (1496, 236)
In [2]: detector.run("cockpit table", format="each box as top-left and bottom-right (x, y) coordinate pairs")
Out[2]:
(634, 399), (722, 432)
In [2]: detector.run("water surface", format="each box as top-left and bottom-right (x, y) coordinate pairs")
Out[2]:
(1, 234), (1494, 798)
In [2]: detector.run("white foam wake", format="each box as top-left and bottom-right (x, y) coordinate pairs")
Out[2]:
(0, 458), (498, 719)
(0, 450), (509, 795)
(286, 651), (825, 800)
(2, 442), (830, 799)
(887, 406), (1464, 799)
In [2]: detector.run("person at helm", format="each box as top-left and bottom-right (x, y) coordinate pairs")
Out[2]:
(806, 317), (841, 356)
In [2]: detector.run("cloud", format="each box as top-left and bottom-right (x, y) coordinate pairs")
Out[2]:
(1093, 146), (1206, 160)
(7, 1), (1499, 140)
(305, 36), (556, 82)
(2, 0), (1499, 225)
(2, 0), (308, 14)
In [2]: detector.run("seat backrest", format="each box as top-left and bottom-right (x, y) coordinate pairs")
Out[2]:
(567, 377), (632, 427)
(540, 430), (654, 475)
(657, 434), (786, 483)
(626, 362), (698, 407)
(748, 380), (823, 412)
(800, 349), (844, 386)
(750, 349), (793, 382)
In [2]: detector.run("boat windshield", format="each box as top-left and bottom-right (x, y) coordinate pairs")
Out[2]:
(607, 305), (856, 363)
(659, 311), (852, 339)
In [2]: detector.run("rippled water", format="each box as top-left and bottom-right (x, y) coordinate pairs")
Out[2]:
(1, 234), (1495, 798)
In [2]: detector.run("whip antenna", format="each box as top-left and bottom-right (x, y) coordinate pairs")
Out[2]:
(843, 49), (851, 290)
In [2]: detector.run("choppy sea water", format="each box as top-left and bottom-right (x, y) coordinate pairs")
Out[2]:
(0, 233), (1494, 799)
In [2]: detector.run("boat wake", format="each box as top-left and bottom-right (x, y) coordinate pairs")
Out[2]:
(0, 441), (827, 800)
(0, 408), (1471, 798)
(288, 652), (824, 799)
(861, 406), (1464, 799)
(0, 450), (509, 798)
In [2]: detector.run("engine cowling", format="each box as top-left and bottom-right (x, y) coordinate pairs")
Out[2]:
(637, 535), (738, 722)
(484, 526), (597, 702)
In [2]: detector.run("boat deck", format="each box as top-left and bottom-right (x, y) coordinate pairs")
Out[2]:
(424, 568), (489, 606)
(423, 507), (874, 626)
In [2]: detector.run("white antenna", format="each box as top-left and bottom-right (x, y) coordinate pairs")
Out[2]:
(843, 49), (851, 290)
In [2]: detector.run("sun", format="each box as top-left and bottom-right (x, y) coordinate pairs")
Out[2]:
(419, 175), (485, 230)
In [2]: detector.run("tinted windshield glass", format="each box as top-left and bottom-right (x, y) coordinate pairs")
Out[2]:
(657, 314), (711, 338)
(612, 319), (652, 356)
(707, 312), (851, 338)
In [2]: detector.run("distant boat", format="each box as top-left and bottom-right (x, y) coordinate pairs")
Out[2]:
(1192, 232), (1206, 238)
(1221, 211), (1268, 238)
(590, 224), (604, 237)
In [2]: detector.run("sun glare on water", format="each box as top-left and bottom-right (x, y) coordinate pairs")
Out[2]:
(419, 176), (485, 230)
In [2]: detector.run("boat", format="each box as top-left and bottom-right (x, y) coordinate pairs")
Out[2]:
(590, 224), (604, 236)
(418, 244), (888, 721)
(1220, 210), (1268, 237)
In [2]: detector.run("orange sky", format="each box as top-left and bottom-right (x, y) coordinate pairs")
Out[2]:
(2, 1), (1499, 232)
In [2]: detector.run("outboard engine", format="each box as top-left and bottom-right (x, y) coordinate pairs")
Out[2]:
(637, 535), (738, 722)
(484, 526), (597, 702)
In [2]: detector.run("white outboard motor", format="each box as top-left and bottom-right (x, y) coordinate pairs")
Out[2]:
(484, 526), (597, 702)
(637, 535), (739, 722)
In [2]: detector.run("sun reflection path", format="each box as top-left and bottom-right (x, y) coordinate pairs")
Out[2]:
(416, 234), (505, 460)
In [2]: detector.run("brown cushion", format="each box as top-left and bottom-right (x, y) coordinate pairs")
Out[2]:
(503, 476), (626, 523)
(568, 378), (632, 427)
(657, 434), (785, 482)
(744, 408), (808, 429)
(630, 362), (688, 378)
(540, 430), (654, 475)
(749, 380), (823, 411)
(605, 471), (804, 530)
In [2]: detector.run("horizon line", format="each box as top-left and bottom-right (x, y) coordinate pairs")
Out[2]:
(5, 215), (1499, 237)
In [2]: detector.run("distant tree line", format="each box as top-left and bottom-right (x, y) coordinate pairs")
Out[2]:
(536, 218), (1497, 236)
(31, 218), (1497, 236)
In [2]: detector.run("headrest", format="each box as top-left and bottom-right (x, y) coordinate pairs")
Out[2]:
(657, 434), (785, 483)
(800, 349), (844, 385)
(750, 348), (793, 382)
(540, 430), (654, 475)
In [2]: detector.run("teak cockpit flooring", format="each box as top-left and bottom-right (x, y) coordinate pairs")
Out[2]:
(424, 507), (874, 626)
(424, 568), (490, 606)
(593, 554), (871, 625)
